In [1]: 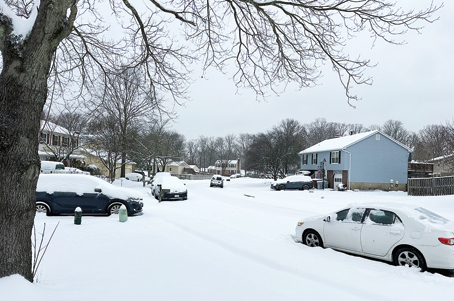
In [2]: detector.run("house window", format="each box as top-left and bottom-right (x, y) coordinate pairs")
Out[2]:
(331, 151), (340, 164)
(52, 135), (59, 146)
(40, 133), (47, 144)
(62, 137), (69, 147)
(376, 134), (380, 140)
(312, 153), (318, 165)
(302, 154), (308, 165)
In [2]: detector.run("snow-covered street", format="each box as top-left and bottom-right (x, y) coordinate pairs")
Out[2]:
(2, 178), (454, 300)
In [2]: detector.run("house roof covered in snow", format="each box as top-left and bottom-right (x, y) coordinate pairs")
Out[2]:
(299, 130), (410, 154)
(40, 120), (71, 136)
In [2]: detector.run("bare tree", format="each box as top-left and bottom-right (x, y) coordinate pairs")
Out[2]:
(85, 115), (123, 183)
(236, 133), (254, 172)
(133, 119), (186, 174)
(185, 140), (199, 165)
(381, 119), (412, 146)
(413, 124), (449, 162)
(246, 132), (286, 180)
(306, 118), (346, 145)
(0, 0), (440, 282)
(273, 119), (307, 174)
(91, 68), (156, 177)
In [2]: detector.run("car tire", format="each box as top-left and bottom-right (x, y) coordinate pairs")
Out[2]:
(394, 247), (426, 271)
(107, 203), (123, 215)
(303, 230), (324, 248)
(278, 184), (286, 191)
(302, 185), (310, 190)
(36, 203), (51, 216)
(220, 185), (223, 188)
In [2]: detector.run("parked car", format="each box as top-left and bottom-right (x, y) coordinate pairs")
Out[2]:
(150, 172), (172, 196)
(210, 175), (224, 188)
(270, 175), (313, 190)
(153, 176), (187, 201)
(36, 174), (144, 216)
(295, 203), (454, 271)
(125, 172), (150, 183)
(64, 167), (90, 175)
(40, 161), (65, 174)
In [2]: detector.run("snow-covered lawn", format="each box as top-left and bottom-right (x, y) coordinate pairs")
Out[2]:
(2, 178), (454, 300)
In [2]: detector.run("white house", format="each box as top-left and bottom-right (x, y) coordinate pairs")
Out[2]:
(213, 159), (241, 176)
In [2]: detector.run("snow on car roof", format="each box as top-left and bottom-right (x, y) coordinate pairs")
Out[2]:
(159, 176), (186, 190)
(37, 174), (140, 200)
(346, 202), (454, 231)
(277, 175), (312, 182)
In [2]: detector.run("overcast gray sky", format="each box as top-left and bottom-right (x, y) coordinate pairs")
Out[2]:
(170, 1), (453, 141)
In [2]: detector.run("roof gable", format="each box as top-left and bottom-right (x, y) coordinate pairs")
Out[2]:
(299, 130), (410, 154)
(40, 120), (70, 136)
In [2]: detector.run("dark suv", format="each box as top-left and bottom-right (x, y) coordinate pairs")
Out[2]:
(36, 174), (143, 216)
(210, 175), (224, 188)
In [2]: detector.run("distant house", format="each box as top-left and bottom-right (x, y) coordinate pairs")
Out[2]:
(213, 159), (241, 176)
(429, 154), (454, 177)
(189, 165), (200, 173)
(38, 120), (85, 164)
(165, 161), (199, 176)
(298, 130), (410, 191)
(80, 149), (135, 180)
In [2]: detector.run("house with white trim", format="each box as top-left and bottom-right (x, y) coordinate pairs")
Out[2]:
(38, 120), (85, 164)
(213, 159), (241, 176)
(299, 130), (410, 191)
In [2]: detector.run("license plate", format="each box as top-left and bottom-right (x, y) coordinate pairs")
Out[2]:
(175, 195), (179, 198)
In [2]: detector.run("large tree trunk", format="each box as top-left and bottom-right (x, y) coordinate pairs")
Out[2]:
(0, 0), (76, 281)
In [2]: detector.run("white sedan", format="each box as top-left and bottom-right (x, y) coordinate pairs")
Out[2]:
(125, 172), (150, 183)
(295, 203), (454, 271)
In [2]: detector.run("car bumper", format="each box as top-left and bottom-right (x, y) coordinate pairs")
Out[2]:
(418, 244), (454, 270)
(270, 185), (280, 190)
(161, 191), (187, 200)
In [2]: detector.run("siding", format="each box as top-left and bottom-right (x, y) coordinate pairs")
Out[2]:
(346, 134), (408, 184)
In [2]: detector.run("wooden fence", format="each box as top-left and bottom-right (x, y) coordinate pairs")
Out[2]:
(408, 176), (454, 196)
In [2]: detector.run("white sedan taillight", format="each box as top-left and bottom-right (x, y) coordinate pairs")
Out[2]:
(438, 237), (454, 245)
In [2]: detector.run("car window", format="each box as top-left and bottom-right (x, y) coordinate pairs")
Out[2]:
(367, 210), (399, 225)
(335, 209), (349, 221)
(335, 208), (365, 223)
(348, 208), (365, 222)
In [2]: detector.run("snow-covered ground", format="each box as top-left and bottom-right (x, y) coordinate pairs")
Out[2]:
(2, 178), (454, 300)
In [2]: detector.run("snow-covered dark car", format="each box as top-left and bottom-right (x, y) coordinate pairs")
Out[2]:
(153, 176), (187, 201)
(270, 175), (313, 190)
(150, 172), (172, 196)
(35, 174), (143, 216)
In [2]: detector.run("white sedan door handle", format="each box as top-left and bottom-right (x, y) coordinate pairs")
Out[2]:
(351, 226), (360, 231)
(390, 230), (402, 235)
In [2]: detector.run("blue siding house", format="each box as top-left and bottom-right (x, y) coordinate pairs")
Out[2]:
(298, 130), (410, 191)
